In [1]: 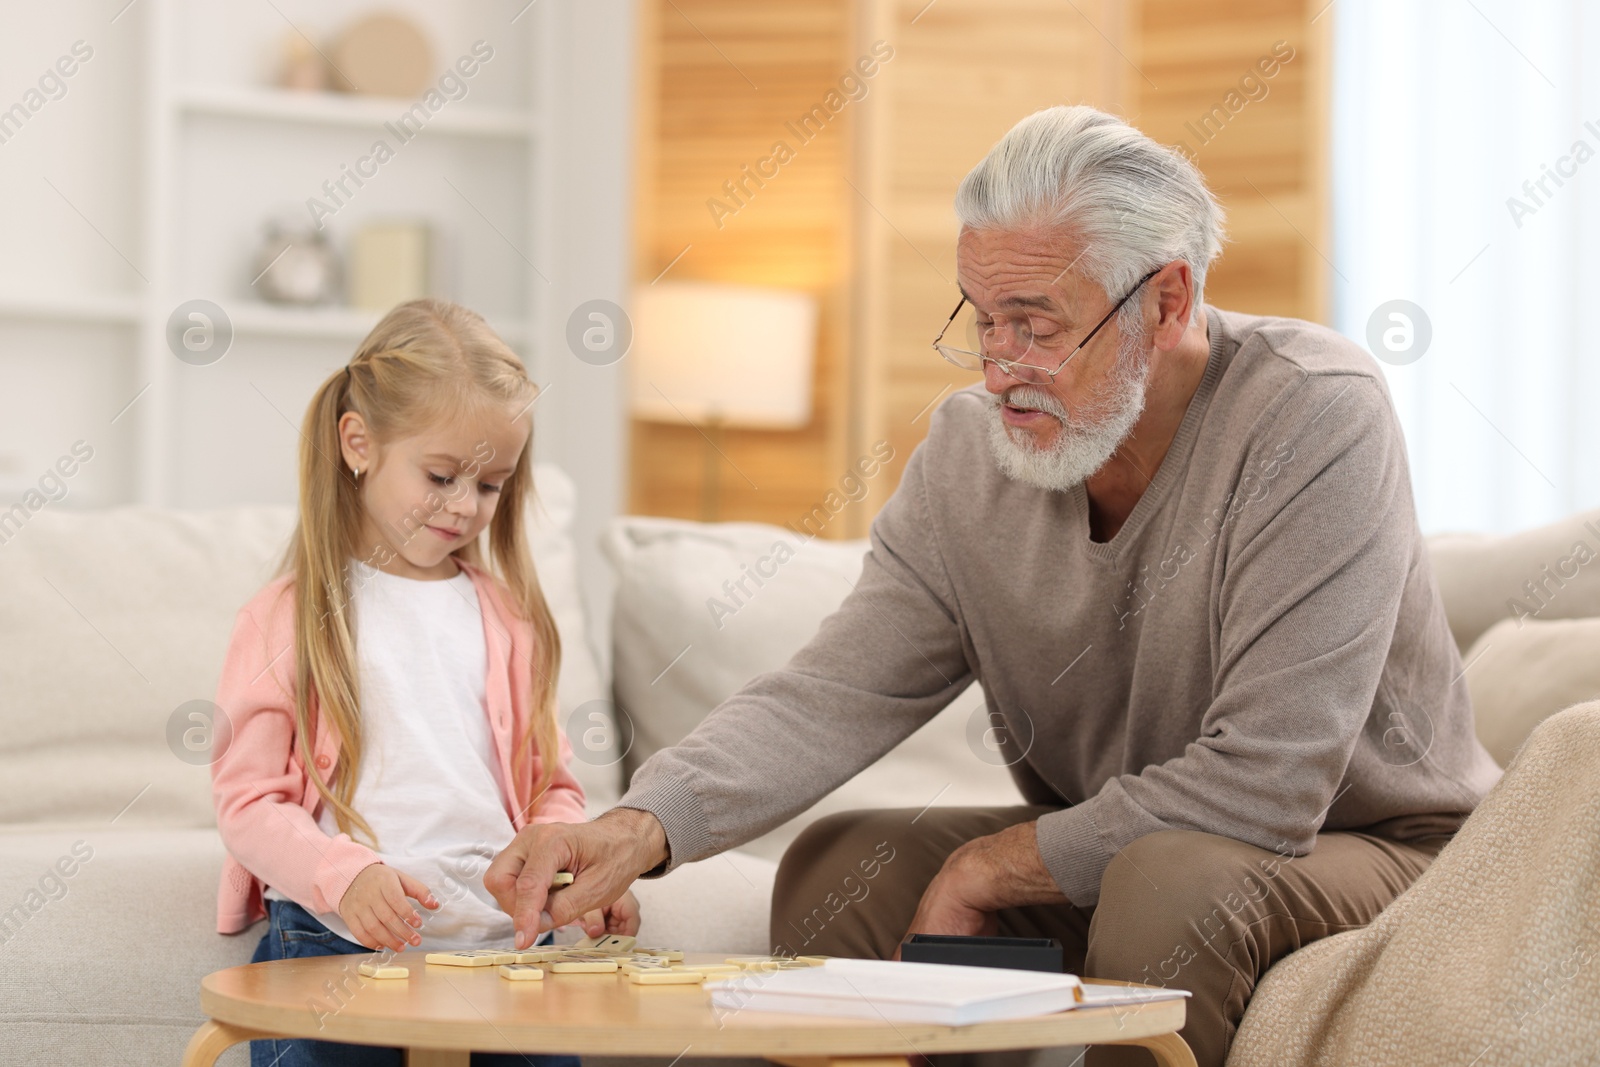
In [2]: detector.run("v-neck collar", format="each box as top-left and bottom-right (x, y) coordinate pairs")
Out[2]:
(1072, 305), (1228, 560)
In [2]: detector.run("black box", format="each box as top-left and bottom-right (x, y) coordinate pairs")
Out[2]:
(899, 933), (1066, 973)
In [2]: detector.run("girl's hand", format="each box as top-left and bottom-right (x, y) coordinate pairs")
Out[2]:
(338, 863), (440, 951)
(579, 888), (641, 939)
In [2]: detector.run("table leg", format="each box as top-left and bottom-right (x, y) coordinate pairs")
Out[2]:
(1104, 1032), (1198, 1067)
(406, 1049), (471, 1066)
(180, 1020), (276, 1067)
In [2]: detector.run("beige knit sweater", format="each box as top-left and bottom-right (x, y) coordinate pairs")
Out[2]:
(1227, 701), (1600, 1066)
(621, 305), (1503, 906)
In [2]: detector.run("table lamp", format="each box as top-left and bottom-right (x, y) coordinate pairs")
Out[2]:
(630, 281), (819, 521)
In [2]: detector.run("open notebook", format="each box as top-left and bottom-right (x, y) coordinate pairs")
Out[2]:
(707, 958), (1189, 1026)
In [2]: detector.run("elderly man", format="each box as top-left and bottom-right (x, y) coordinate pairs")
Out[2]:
(486, 105), (1501, 1065)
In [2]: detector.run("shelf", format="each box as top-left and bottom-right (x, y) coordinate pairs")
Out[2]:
(172, 84), (538, 140)
(228, 301), (529, 344)
(0, 293), (143, 325)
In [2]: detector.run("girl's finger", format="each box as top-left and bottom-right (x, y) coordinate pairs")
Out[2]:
(361, 902), (412, 950)
(380, 876), (423, 927)
(396, 870), (441, 910)
(353, 908), (390, 951)
(377, 902), (422, 948)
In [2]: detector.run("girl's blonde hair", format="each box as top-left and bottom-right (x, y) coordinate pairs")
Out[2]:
(272, 297), (562, 849)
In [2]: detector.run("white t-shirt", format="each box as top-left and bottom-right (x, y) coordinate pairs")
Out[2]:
(265, 557), (520, 951)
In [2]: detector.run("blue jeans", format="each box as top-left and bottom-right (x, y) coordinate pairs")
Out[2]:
(249, 898), (580, 1067)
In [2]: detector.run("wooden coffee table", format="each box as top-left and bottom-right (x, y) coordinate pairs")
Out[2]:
(183, 952), (1195, 1066)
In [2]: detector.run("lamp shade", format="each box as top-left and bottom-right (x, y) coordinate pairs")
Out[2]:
(629, 281), (818, 429)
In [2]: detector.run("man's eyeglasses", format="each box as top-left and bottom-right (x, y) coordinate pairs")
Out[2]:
(931, 268), (1161, 384)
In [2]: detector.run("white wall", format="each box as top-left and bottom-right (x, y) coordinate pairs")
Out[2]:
(537, 0), (636, 672)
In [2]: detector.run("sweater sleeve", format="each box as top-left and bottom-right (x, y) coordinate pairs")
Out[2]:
(210, 603), (380, 916)
(616, 439), (975, 872)
(1035, 374), (1414, 906)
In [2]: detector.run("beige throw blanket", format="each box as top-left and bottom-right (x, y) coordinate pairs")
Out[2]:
(1228, 702), (1600, 1066)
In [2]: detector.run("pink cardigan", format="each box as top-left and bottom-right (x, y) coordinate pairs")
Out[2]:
(210, 557), (587, 934)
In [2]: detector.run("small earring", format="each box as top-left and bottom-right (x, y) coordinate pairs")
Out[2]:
(352, 467), (361, 479)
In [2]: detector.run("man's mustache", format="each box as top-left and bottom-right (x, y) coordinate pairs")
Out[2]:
(994, 385), (1068, 419)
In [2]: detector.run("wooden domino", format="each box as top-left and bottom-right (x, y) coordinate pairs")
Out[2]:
(634, 947), (684, 961)
(573, 934), (637, 955)
(620, 957), (674, 974)
(795, 955), (832, 966)
(513, 947), (568, 964)
(679, 962), (739, 976)
(725, 955), (774, 968)
(498, 964), (546, 982)
(551, 871), (574, 887)
(358, 961), (408, 979)
(550, 956), (619, 974)
(425, 950), (514, 967)
(627, 969), (703, 985)
(556, 949), (613, 961)
(726, 955), (812, 972)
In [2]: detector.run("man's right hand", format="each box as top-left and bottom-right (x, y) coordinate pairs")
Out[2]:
(484, 808), (669, 949)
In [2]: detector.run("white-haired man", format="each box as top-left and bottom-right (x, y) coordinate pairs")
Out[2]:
(487, 105), (1501, 1066)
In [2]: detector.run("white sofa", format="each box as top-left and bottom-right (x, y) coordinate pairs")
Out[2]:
(0, 465), (1014, 1066)
(2, 463), (1597, 1065)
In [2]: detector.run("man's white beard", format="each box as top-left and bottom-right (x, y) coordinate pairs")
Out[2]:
(984, 322), (1151, 492)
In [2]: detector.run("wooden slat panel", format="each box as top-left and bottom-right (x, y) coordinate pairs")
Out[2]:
(849, 0), (1123, 522)
(631, 0), (856, 530)
(632, 0), (1331, 533)
(1130, 0), (1329, 321)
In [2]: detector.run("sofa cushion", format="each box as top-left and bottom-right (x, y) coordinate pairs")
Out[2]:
(0, 463), (615, 828)
(603, 516), (1021, 863)
(1463, 615), (1600, 765)
(1426, 507), (1600, 654)
(0, 828), (258, 1067)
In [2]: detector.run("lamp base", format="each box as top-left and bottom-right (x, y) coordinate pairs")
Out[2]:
(700, 417), (723, 523)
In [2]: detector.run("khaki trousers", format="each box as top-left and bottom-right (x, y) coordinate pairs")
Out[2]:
(770, 806), (1447, 1067)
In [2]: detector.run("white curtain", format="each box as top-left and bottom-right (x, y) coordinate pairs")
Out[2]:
(1331, 0), (1600, 535)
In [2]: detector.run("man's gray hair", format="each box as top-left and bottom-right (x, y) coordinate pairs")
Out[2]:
(954, 105), (1226, 326)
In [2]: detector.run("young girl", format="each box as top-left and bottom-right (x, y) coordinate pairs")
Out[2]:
(211, 298), (638, 1067)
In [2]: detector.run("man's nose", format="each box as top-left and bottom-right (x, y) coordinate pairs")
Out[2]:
(983, 357), (1029, 394)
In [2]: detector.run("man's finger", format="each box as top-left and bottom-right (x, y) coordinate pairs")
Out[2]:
(544, 867), (627, 931)
(615, 894), (643, 937)
(508, 830), (569, 948)
(512, 873), (550, 950)
(483, 834), (532, 916)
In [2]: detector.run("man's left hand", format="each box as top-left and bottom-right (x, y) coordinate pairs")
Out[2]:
(897, 820), (1071, 958)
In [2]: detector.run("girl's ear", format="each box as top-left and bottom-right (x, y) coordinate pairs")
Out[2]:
(338, 411), (372, 474)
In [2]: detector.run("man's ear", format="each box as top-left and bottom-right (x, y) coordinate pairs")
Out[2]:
(1149, 261), (1196, 351)
(338, 411), (372, 473)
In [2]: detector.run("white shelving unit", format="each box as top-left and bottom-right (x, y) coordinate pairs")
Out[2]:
(170, 83), (542, 139)
(0, 294), (144, 326)
(0, 0), (557, 509)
